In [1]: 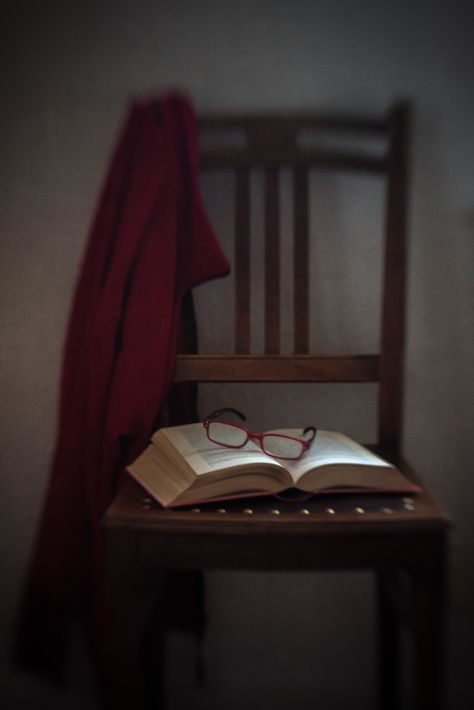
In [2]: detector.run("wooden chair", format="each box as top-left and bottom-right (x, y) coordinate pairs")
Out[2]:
(103, 101), (451, 709)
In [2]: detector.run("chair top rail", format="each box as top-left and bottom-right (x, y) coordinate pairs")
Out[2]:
(198, 112), (389, 134)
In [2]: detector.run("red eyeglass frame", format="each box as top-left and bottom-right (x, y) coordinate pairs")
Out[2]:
(202, 408), (317, 461)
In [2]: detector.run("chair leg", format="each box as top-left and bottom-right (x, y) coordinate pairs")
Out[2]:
(409, 537), (448, 710)
(100, 530), (149, 710)
(376, 571), (402, 710)
(142, 587), (168, 709)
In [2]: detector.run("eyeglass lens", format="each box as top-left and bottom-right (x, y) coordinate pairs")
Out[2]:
(261, 434), (304, 459)
(207, 422), (248, 447)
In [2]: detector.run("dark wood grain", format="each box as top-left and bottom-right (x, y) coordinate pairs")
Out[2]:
(174, 354), (379, 382)
(200, 148), (387, 171)
(293, 166), (310, 353)
(264, 167), (280, 353)
(199, 111), (389, 133)
(378, 102), (410, 453)
(234, 168), (251, 353)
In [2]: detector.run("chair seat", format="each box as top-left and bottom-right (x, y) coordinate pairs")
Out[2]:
(104, 468), (449, 571)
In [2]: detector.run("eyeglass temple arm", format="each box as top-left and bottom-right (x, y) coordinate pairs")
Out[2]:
(205, 407), (247, 422)
(303, 426), (317, 443)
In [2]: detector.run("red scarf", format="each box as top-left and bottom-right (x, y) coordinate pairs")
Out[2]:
(16, 93), (230, 679)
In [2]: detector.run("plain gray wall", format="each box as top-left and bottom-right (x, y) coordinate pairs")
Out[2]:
(1, 1), (473, 708)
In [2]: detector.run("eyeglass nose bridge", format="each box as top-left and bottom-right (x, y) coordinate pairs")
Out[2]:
(248, 431), (264, 444)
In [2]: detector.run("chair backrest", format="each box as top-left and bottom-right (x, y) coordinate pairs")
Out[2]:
(174, 102), (410, 458)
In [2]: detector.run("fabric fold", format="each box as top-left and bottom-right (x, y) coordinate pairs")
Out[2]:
(15, 92), (230, 683)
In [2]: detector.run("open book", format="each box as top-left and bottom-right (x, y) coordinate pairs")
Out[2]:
(127, 423), (420, 508)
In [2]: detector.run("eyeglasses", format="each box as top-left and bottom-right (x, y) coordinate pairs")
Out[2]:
(203, 408), (316, 461)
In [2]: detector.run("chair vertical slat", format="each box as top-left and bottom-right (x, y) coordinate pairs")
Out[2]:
(264, 167), (280, 354)
(234, 168), (251, 354)
(293, 167), (310, 353)
(378, 102), (410, 454)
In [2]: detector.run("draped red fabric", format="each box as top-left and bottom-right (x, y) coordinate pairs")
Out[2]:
(15, 94), (230, 680)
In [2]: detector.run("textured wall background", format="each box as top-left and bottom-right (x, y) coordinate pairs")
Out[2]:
(1, 1), (473, 708)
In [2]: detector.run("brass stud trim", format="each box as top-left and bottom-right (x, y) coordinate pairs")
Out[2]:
(243, 508), (254, 515)
(270, 509), (281, 515)
(325, 507), (336, 515)
(354, 507), (365, 514)
(217, 508), (227, 514)
(299, 508), (310, 515)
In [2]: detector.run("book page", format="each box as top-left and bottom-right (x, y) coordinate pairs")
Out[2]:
(160, 423), (286, 477)
(127, 445), (189, 507)
(277, 429), (392, 484)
